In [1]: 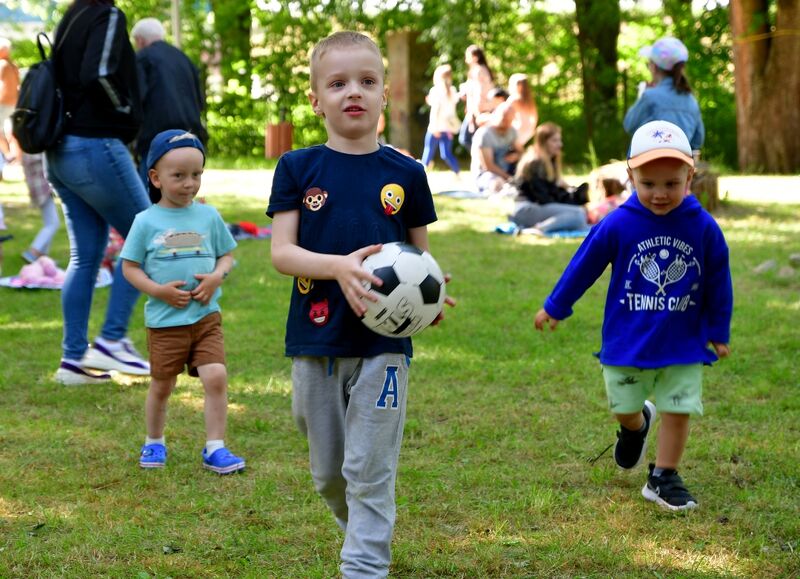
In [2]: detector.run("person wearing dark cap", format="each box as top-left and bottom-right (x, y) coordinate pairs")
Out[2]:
(120, 129), (244, 475)
(624, 37), (705, 159)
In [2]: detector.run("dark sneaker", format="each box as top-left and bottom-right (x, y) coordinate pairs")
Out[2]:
(202, 447), (245, 475)
(642, 463), (698, 511)
(82, 339), (150, 376)
(614, 400), (656, 469)
(54, 360), (112, 386)
(140, 443), (167, 469)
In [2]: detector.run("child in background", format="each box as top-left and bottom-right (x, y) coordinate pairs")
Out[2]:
(586, 178), (627, 225)
(21, 153), (61, 263)
(268, 31), (452, 577)
(421, 63), (460, 176)
(120, 130), (244, 475)
(535, 120), (732, 511)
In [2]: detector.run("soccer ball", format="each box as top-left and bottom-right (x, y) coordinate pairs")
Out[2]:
(360, 242), (446, 338)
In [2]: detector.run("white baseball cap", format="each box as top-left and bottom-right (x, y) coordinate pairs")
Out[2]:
(639, 37), (689, 72)
(628, 120), (694, 169)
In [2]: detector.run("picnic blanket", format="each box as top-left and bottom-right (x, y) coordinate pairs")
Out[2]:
(0, 257), (112, 289)
(433, 190), (486, 199)
(494, 222), (590, 238)
(227, 221), (271, 240)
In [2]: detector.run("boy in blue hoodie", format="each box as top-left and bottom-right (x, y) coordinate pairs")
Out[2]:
(534, 120), (732, 511)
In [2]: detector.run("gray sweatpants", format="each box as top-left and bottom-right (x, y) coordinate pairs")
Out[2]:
(292, 354), (409, 579)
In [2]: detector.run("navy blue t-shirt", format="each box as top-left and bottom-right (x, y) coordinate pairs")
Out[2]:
(267, 145), (437, 358)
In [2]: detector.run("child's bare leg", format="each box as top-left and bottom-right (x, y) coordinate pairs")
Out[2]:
(146, 376), (177, 438)
(655, 412), (689, 469)
(616, 411), (645, 431)
(197, 363), (228, 440)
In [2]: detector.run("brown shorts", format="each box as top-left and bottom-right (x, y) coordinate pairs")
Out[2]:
(147, 312), (226, 379)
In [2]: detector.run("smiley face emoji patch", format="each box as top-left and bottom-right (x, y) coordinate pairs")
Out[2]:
(380, 184), (405, 216)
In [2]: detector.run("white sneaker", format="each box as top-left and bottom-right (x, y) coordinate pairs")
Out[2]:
(55, 360), (112, 386)
(81, 339), (150, 376)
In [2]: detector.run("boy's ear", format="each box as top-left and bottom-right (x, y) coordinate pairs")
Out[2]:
(626, 167), (635, 183)
(382, 87), (389, 109)
(308, 91), (323, 117)
(685, 166), (695, 192)
(148, 168), (160, 189)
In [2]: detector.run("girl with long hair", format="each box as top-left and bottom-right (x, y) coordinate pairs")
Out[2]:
(421, 64), (460, 175)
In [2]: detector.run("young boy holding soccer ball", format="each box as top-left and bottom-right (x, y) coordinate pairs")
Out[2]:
(535, 120), (733, 511)
(121, 130), (244, 475)
(267, 32), (453, 577)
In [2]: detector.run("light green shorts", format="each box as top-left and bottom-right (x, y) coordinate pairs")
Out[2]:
(602, 364), (704, 416)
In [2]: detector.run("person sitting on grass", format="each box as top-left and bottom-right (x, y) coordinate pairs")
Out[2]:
(120, 130), (245, 475)
(508, 122), (590, 235)
(471, 101), (521, 196)
(534, 120), (732, 511)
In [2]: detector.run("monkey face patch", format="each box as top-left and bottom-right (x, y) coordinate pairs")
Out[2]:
(303, 187), (328, 211)
(380, 184), (405, 216)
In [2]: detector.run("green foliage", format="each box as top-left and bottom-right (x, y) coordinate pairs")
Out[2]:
(2, 0), (737, 168)
(205, 93), (267, 158)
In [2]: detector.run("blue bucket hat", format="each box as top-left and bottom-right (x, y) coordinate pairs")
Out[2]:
(146, 129), (206, 203)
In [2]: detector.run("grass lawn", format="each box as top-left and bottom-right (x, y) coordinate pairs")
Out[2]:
(0, 168), (798, 578)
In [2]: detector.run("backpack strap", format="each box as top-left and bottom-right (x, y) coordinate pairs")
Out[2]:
(35, 33), (52, 61)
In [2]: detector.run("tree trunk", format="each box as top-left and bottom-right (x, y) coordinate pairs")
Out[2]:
(730, 0), (800, 172)
(574, 0), (622, 163)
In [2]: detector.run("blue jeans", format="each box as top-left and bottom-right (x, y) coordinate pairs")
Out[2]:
(46, 136), (150, 360)
(421, 131), (460, 174)
(510, 201), (589, 233)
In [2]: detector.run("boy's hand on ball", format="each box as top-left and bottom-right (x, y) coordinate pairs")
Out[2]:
(336, 244), (383, 316)
(157, 280), (191, 309)
(431, 273), (456, 326)
(534, 308), (559, 331)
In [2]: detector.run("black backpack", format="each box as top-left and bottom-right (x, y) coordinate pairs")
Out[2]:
(11, 9), (88, 154)
(11, 34), (63, 154)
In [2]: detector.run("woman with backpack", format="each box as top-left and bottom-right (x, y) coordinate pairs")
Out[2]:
(45, 0), (151, 385)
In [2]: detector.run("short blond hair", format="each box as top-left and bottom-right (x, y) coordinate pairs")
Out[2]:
(310, 31), (383, 90)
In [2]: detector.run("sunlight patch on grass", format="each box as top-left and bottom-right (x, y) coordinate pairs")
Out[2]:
(0, 320), (63, 331)
(0, 497), (26, 519)
(239, 375), (292, 396)
(639, 543), (751, 576)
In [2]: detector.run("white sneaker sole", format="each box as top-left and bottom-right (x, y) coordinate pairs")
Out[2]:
(641, 483), (698, 511)
(82, 347), (150, 376)
(54, 367), (112, 386)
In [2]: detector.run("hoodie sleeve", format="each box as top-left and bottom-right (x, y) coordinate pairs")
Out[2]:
(544, 223), (614, 320)
(702, 221), (732, 344)
(80, 7), (133, 114)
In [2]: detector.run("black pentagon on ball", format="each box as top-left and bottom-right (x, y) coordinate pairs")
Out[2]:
(372, 266), (400, 296)
(397, 243), (423, 255)
(418, 274), (441, 304)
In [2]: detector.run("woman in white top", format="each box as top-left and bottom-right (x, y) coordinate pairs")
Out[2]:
(507, 73), (538, 150)
(421, 64), (460, 175)
(458, 44), (495, 149)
